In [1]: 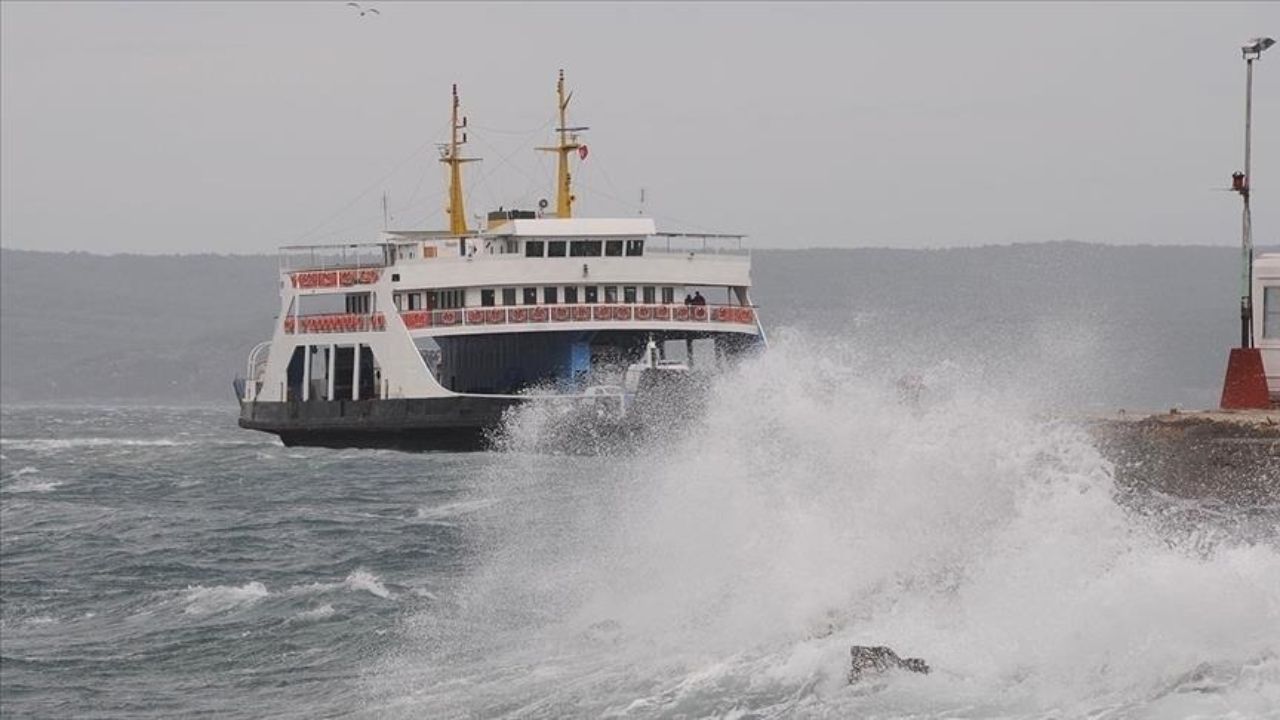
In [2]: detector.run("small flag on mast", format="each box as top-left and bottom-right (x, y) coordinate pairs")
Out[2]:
(578, 145), (589, 160)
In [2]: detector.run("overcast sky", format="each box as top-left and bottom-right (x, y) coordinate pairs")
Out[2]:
(1, 1), (1277, 254)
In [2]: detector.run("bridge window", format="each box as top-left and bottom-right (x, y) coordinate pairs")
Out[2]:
(604, 286), (618, 303)
(525, 240), (545, 258)
(623, 286), (637, 303)
(407, 293), (421, 310)
(662, 287), (675, 304)
(522, 287), (537, 305)
(502, 288), (517, 306)
(605, 240), (623, 257)
(626, 240), (644, 257)
(570, 240), (602, 257)
(564, 286), (579, 303)
(481, 289), (495, 307)
(548, 240), (567, 257)
(543, 286), (559, 304)
(643, 286), (656, 304)
(584, 286), (598, 303)
(1266, 287), (1280, 338)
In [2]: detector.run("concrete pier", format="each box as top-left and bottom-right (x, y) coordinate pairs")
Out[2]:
(1088, 410), (1279, 503)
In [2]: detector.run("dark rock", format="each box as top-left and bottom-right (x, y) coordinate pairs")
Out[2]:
(848, 645), (931, 684)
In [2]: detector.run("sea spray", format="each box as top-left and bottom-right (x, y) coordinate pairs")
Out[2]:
(372, 335), (1280, 718)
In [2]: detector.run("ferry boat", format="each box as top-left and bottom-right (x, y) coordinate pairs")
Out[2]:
(236, 72), (767, 450)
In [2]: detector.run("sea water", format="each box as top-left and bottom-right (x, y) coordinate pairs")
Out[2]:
(2, 335), (1278, 718)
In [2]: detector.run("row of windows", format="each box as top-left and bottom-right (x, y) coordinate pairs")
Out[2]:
(481, 285), (677, 307)
(525, 239), (645, 258)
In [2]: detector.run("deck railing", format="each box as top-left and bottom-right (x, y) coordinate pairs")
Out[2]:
(282, 305), (757, 334)
(399, 303), (756, 330)
(283, 313), (387, 334)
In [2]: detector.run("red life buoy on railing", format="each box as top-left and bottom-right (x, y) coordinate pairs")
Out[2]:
(441, 310), (458, 326)
(284, 317), (296, 333)
(654, 305), (671, 320)
(510, 307), (528, 323)
(715, 306), (733, 322)
(552, 306), (570, 322)
(372, 313), (385, 330)
(467, 309), (486, 325)
(574, 305), (592, 321)
(593, 305), (612, 321)
(357, 269), (380, 284)
(635, 305), (652, 321)
(486, 309), (506, 324)
(614, 305), (633, 321)
(737, 307), (754, 324)
(531, 307), (549, 322)
(674, 306), (690, 321)
(339, 270), (356, 287)
(693, 306), (708, 321)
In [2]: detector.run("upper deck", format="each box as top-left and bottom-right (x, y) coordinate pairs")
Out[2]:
(279, 217), (752, 293)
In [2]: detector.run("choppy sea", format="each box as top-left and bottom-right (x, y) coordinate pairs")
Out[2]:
(2, 340), (1279, 719)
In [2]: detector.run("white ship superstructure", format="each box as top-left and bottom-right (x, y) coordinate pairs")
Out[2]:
(1254, 253), (1280, 400)
(237, 73), (765, 449)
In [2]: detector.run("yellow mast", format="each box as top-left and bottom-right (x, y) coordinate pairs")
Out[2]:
(441, 83), (478, 235)
(536, 69), (588, 218)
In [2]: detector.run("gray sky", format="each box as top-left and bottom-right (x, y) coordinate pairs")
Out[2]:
(1, 1), (1277, 254)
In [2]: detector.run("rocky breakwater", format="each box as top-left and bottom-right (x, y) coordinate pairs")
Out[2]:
(1089, 410), (1280, 504)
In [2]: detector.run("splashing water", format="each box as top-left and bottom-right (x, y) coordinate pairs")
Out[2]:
(368, 336), (1280, 718)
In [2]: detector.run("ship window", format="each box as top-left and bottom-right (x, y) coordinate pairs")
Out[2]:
(662, 287), (675, 304)
(643, 286), (656, 304)
(525, 240), (545, 258)
(623, 286), (637, 303)
(1266, 287), (1280, 338)
(345, 293), (370, 314)
(605, 240), (623, 257)
(604, 286), (618, 303)
(626, 240), (644, 257)
(570, 240), (602, 257)
(481, 289), (495, 307)
(393, 293), (403, 311)
(543, 286), (558, 304)
(564, 286), (579, 303)
(502, 288), (517, 306)
(523, 287), (537, 305)
(408, 293), (421, 310)
(548, 240), (567, 257)
(584, 286), (598, 303)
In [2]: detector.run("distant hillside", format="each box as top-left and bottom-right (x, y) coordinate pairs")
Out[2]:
(0, 244), (1246, 408)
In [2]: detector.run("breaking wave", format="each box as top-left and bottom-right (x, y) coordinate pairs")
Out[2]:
(182, 581), (271, 616)
(369, 335), (1280, 717)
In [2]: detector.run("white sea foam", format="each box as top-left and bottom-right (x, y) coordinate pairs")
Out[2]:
(4, 479), (64, 493)
(371, 335), (1280, 718)
(182, 581), (270, 615)
(414, 498), (498, 521)
(345, 569), (393, 599)
(0, 437), (267, 451)
(293, 604), (337, 622)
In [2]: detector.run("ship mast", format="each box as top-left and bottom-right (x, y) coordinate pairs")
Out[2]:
(440, 83), (478, 235)
(537, 70), (588, 218)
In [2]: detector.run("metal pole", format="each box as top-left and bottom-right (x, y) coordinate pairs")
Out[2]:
(1241, 57), (1255, 348)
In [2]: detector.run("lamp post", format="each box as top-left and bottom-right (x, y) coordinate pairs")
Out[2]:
(1221, 36), (1276, 410)
(1237, 37), (1275, 348)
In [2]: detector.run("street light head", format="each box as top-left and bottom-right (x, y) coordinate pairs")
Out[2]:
(1243, 37), (1276, 60)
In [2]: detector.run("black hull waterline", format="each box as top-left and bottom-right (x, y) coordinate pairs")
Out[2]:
(239, 396), (523, 451)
